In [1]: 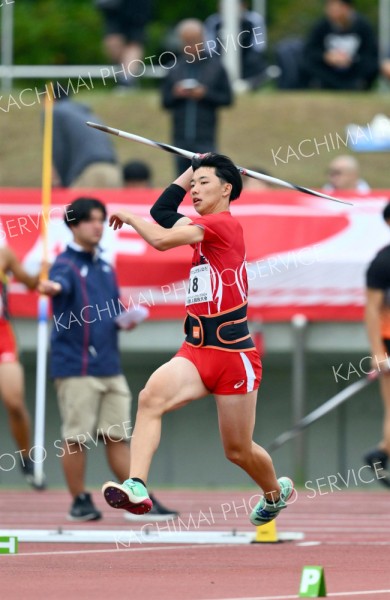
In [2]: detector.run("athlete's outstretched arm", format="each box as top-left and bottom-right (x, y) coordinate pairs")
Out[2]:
(6, 247), (39, 290)
(109, 211), (204, 250)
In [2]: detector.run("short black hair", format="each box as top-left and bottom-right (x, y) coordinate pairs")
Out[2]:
(383, 202), (390, 222)
(65, 197), (107, 228)
(191, 153), (242, 201)
(123, 160), (151, 182)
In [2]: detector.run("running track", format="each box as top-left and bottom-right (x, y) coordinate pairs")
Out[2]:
(1, 489), (389, 600)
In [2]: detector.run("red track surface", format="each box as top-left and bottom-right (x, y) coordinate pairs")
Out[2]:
(1, 488), (390, 600)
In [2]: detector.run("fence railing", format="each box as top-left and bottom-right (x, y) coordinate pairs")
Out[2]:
(0, 64), (165, 92)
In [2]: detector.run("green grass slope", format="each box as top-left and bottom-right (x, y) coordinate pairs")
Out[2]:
(0, 89), (389, 189)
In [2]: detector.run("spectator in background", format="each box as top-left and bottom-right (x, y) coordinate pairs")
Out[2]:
(242, 167), (273, 191)
(380, 53), (390, 81)
(52, 92), (122, 188)
(323, 155), (371, 193)
(39, 197), (178, 521)
(205, 0), (268, 91)
(363, 202), (390, 489)
(274, 37), (306, 90)
(0, 246), (45, 490)
(123, 160), (152, 188)
(95, 0), (153, 89)
(162, 19), (233, 176)
(301, 0), (378, 91)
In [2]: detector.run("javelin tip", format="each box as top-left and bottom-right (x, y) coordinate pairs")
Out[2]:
(86, 121), (119, 136)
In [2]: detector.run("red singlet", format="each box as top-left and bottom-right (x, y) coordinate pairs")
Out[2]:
(185, 211), (248, 315)
(176, 211), (262, 395)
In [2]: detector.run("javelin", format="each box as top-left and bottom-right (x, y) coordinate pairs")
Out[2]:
(267, 370), (379, 453)
(86, 122), (352, 206)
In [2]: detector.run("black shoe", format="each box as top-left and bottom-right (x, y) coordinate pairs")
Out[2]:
(363, 448), (390, 488)
(20, 456), (47, 491)
(68, 493), (102, 522)
(124, 493), (179, 522)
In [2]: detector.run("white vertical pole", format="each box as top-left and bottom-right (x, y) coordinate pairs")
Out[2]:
(34, 296), (49, 485)
(378, 0), (390, 89)
(1, 1), (14, 92)
(291, 314), (307, 484)
(252, 0), (266, 19)
(379, 0), (390, 61)
(220, 0), (241, 82)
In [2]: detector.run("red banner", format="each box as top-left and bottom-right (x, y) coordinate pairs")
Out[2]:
(1, 188), (389, 321)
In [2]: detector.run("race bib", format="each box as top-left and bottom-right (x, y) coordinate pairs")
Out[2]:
(186, 264), (213, 306)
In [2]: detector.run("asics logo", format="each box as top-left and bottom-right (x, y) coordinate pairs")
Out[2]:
(234, 380), (245, 389)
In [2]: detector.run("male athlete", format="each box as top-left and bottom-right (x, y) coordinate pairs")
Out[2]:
(0, 246), (45, 489)
(363, 202), (390, 487)
(102, 153), (294, 525)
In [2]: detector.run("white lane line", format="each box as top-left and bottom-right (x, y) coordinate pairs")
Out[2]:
(296, 541), (321, 546)
(202, 589), (390, 600)
(0, 543), (234, 558)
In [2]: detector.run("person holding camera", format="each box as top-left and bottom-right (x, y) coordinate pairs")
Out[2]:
(161, 19), (233, 176)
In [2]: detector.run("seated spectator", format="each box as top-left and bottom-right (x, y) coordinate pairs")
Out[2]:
(301, 0), (378, 91)
(274, 37), (306, 90)
(204, 0), (268, 90)
(52, 89), (123, 188)
(123, 160), (152, 188)
(96, 0), (153, 89)
(323, 155), (371, 192)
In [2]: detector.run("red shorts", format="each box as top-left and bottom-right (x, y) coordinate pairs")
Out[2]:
(175, 343), (262, 395)
(0, 319), (18, 364)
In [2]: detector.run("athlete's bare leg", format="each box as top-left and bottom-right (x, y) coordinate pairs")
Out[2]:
(0, 362), (31, 454)
(215, 391), (281, 502)
(121, 42), (144, 73)
(105, 439), (131, 482)
(61, 443), (86, 498)
(129, 357), (209, 482)
(378, 373), (390, 454)
(103, 34), (125, 64)
(103, 36), (144, 80)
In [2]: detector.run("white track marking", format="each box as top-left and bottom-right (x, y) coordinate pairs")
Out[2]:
(0, 543), (228, 558)
(203, 589), (390, 600)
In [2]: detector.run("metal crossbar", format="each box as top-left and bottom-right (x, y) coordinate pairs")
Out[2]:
(0, 64), (164, 91)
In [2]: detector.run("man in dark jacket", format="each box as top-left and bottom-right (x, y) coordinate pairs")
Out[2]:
(52, 96), (122, 188)
(302, 0), (378, 90)
(39, 197), (178, 521)
(162, 19), (233, 175)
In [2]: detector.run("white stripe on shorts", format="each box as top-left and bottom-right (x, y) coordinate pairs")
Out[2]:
(239, 352), (256, 393)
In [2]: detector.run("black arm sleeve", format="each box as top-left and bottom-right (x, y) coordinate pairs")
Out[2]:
(366, 249), (390, 290)
(150, 183), (187, 228)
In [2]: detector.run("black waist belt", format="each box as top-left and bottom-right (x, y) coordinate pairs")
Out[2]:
(184, 303), (255, 350)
